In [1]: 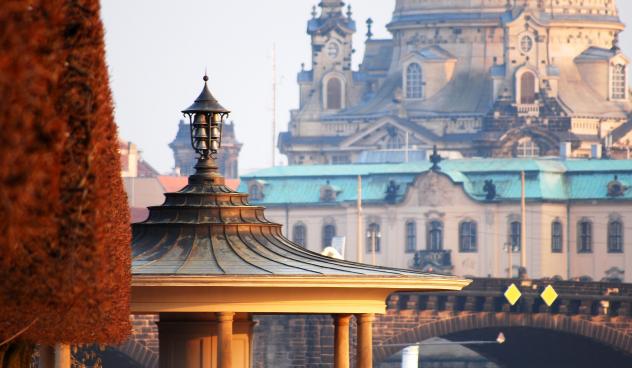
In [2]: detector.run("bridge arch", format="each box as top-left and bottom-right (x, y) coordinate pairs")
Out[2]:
(374, 312), (632, 364)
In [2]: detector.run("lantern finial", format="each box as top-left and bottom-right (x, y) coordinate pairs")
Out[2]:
(182, 74), (231, 176)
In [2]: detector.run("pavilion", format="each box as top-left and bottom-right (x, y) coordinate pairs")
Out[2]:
(130, 76), (470, 368)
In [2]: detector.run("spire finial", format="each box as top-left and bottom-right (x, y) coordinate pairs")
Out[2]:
(311, 5), (317, 18)
(346, 4), (352, 18)
(203, 68), (208, 82)
(366, 18), (373, 40)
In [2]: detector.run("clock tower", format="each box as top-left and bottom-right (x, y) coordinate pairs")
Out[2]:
(305, 0), (356, 111)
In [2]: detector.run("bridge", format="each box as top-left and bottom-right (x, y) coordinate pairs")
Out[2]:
(108, 278), (632, 367)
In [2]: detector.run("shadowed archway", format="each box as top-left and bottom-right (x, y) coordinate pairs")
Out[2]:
(374, 312), (632, 367)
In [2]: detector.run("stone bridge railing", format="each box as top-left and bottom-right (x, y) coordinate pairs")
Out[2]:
(387, 278), (632, 317)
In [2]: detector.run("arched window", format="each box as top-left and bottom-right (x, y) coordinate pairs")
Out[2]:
(293, 223), (307, 248)
(459, 221), (477, 253)
(322, 224), (336, 249)
(608, 220), (624, 253)
(366, 223), (381, 253)
(405, 221), (416, 253)
(427, 220), (443, 251)
(326, 77), (342, 110)
(406, 63), (423, 99)
(551, 220), (563, 253)
(509, 221), (521, 251)
(520, 72), (536, 104)
(578, 219), (592, 253)
(612, 64), (627, 100)
(516, 137), (540, 157)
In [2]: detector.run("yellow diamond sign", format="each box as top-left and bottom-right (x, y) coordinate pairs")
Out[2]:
(504, 283), (522, 305)
(541, 285), (559, 307)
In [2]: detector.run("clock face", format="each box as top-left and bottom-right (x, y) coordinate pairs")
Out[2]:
(327, 42), (340, 59)
(520, 35), (533, 53)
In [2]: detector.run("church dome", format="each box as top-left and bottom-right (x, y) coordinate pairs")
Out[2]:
(389, 0), (621, 29)
(394, 0), (508, 14)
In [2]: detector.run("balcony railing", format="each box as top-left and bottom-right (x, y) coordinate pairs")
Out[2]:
(515, 103), (540, 117)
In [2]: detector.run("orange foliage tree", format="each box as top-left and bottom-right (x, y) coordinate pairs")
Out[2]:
(0, 0), (131, 356)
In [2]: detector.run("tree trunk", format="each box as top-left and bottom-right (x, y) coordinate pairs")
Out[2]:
(0, 341), (34, 368)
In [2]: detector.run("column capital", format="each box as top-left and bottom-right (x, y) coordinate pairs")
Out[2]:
(334, 314), (353, 327)
(357, 313), (375, 324)
(217, 312), (235, 322)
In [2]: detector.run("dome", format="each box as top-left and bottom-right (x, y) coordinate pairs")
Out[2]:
(390, 0), (621, 29)
(394, 0), (508, 14)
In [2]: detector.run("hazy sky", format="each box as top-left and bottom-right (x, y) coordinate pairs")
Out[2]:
(101, 1), (632, 174)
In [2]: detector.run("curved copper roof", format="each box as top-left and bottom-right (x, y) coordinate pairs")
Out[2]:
(132, 161), (441, 278)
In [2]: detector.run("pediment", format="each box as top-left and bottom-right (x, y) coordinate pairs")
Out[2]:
(403, 45), (456, 64)
(340, 117), (437, 149)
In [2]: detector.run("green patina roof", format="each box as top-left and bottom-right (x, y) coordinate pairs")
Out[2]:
(239, 158), (632, 205)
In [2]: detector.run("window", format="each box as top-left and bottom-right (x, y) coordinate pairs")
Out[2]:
(578, 220), (593, 253)
(608, 220), (624, 253)
(551, 221), (563, 253)
(326, 77), (342, 110)
(293, 223), (307, 248)
(510, 221), (521, 252)
(406, 63), (423, 99)
(331, 155), (350, 165)
(612, 64), (626, 100)
(405, 221), (417, 253)
(427, 220), (443, 251)
(248, 183), (263, 200)
(516, 138), (540, 157)
(385, 133), (404, 149)
(322, 224), (336, 249)
(520, 72), (536, 104)
(459, 221), (478, 252)
(366, 223), (381, 253)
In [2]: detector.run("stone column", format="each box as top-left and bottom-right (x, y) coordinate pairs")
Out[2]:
(38, 345), (54, 368)
(217, 312), (235, 368)
(334, 314), (352, 368)
(356, 313), (375, 368)
(55, 344), (71, 368)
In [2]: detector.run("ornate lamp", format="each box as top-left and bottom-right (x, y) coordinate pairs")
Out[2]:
(182, 75), (230, 181)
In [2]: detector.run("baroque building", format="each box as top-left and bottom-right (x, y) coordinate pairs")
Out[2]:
(240, 157), (632, 282)
(169, 119), (242, 178)
(279, 0), (632, 164)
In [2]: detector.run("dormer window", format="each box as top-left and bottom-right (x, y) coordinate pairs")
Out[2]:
(612, 64), (627, 100)
(607, 175), (628, 197)
(405, 63), (423, 99)
(248, 180), (265, 201)
(320, 180), (339, 202)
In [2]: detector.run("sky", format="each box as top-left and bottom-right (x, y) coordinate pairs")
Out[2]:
(101, 1), (632, 175)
